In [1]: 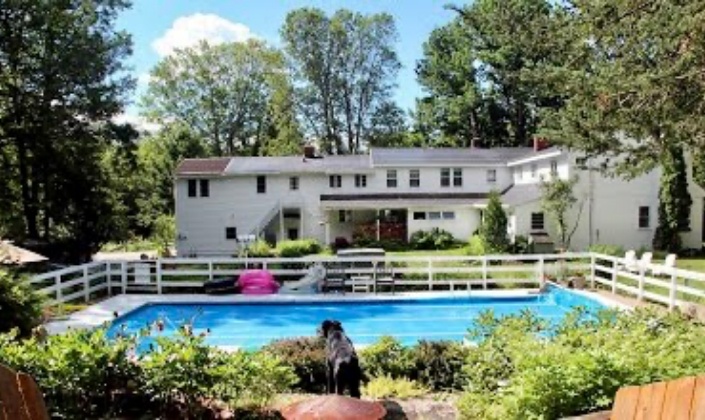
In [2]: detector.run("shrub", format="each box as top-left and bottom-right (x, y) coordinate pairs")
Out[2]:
(246, 239), (274, 257)
(409, 340), (469, 391)
(466, 234), (487, 256)
(588, 244), (625, 257)
(333, 236), (350, 251)
(261, 336), (327, 393)
(410, 228), (456, 250)
(479, 191), (509, 253)
(275, 239), (321, 258)
(458, 308), (705, 419)
(0, 269), (44, 336)
(151, 214), (175, 257)
(363, 375), (428, 399)
(509, 235), (532, 254)
(359, 336), (413, 379)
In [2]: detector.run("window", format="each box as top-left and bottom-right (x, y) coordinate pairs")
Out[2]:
(531, 212), (545, 230)
(329, 175), (342, 188)
(442, 211), (455, 220)
(428, 212), (442, 220)
(453, 168), (463, 186)
(338, 210), (352, 223)
(257, 175), (266, 194)
(531, 164), (538, 178)
(288, 228), (299, 240)
(410, 169), (420, 188)
(225, 227), (237, 240)
(187, 179), (197, 197)
(487, 169), (497, 183)
(289, 177), (299, 191)
(199, 179), (210, 197)
(354, 174), (367, 188)
(575, 157), (587, 168)
(550, 160), (558, 176)
(638, 206), (650, 228)
(413, 211), (426, 220)
(441, 168), (451, 187)
(387, 170), (397, 188)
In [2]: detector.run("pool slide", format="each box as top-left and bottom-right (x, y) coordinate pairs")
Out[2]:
(279, 263), (326, 294)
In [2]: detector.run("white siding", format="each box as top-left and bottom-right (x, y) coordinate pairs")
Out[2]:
(407, 207), (481, 241)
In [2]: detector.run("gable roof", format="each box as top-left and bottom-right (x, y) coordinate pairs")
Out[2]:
(371, 147), (535, 166)
(224, 154), (371, 175)
(175, 158), (231, 176)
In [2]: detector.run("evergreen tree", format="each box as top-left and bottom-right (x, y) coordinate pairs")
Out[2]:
(480, 190), (509, 253)
(653, 146), (692, 252)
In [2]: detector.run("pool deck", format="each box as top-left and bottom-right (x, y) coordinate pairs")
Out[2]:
(44, 287), (628, 335)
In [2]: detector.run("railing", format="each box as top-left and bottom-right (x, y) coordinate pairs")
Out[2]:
(29, 253), (705, 311)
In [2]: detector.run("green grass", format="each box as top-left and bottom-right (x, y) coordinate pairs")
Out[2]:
(676, 258), (705, 274)
(388, 247), (468, 257)
(100, 238), (160, 252)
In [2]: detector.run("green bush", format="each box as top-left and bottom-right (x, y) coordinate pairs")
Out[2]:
(261, 336), (327, 393)
(359, 336), (413, 379)
(275, 239), (321, 257)
(509, 235), (532, 254)
(588, 244), (625, 257)
(409, 340), (469, 391)
(466, 234), (487, 256)
(0, 269), (44, 336)
(246, 239), (274, 257)
(479, 191), (509, 253)
(409, 228), (456, 250)
(363, 375), (429, 399)
(458, 308), (705, 419)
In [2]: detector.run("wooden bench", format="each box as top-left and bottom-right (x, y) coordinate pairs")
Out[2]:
(0, 364), (49, 420)
(606, 375), (705, 419)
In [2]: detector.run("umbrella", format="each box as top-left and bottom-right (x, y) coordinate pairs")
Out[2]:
(281, 395), (386, 420)
(0, 241), (48, 265)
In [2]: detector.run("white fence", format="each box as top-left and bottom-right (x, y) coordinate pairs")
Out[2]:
(29, 253), (705, 310)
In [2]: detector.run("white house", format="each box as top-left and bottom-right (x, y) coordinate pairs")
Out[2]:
(174, 142), (705, 257)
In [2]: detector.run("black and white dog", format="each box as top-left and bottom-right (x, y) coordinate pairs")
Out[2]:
(319, 319), (362, 398)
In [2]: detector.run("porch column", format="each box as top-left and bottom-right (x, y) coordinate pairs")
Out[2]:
(376, 209), (381, 241)
(324, 211), (331, 245)
(300, 207), (304, 239)
(279, 204), (284, 241)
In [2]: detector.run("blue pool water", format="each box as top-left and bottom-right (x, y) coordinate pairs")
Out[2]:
(107, 287), (605, 350)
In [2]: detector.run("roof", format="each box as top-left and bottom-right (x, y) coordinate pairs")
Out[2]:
(0, 241), (48, 265)
(371, 147), (535, 166)
(224, 154), (371, 175)
(501, 184), (542, 206)
(175, 158), (232, 176)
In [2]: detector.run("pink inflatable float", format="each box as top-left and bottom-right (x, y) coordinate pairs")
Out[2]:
(237, 269), (280, 295)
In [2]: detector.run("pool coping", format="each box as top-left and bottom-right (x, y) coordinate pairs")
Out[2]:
(44, 286), (628, 335)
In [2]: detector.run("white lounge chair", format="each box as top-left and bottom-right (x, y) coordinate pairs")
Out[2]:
(652, 253), (677, 277)
(638, 252), (653, 272)
(620, 250), (638, 272)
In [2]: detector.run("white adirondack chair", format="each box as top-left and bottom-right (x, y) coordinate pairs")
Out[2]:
(637, 252), (653, 272)
(621, 250), (638, 272)
(652, 253), (677, 277)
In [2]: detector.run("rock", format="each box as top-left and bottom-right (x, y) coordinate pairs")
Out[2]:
(281, 395), (386, 420)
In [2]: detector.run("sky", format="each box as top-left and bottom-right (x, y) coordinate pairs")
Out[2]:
(115, 0), (455, 130)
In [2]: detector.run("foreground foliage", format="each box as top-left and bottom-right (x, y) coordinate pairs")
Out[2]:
(0, 269), (43, 336)
(459, 308), (705, 419)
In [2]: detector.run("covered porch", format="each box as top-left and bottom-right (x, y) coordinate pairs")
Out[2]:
(320, 207), (408, 246)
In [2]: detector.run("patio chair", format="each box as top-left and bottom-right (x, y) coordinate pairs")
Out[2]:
(652, 253), (677, 277)
(323, 263), (347, 294)
(637, 251), (653, 272)
(619, 250), (638, 272)
(373, 263), (395, 294)
(0, 364), (50, 420)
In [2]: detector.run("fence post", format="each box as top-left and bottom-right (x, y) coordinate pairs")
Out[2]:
(538, 256), (545, 287)
(427, 260), (433, 291)
(637, 267), (645, 302)
(590, 254), (596, 289)
(121, 261), (127, 294)
(55, 274), (62, 303)
(208, 261), (214, 282)
(83, 265), (90, 302)
(482, 257), (488, 289)
(668, 270), (678, 311)
(106, 263), (112, 296)
(611, 258), (617, 294)
(156, 260), (163, 294)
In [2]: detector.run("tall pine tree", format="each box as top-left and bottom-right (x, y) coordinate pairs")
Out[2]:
(653, 146), (692, 252)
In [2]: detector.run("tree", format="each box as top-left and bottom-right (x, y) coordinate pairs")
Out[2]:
(653, 146), (692, 252)
(281, 8), (401, 154)
(415, 0), (568, 148)
(539, 175), (583, 250)
(0, 0), (134, 261)
(0, 269), (43, 336)
(142, 40), (296, 156)
(479, 190), (509, 253)
(152, 214), (176, 257)
(366, 102), (409, 147)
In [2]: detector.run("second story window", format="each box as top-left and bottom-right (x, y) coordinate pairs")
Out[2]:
(257, 175), (266, 194)
(487, 169), (497, 183)
(638, 206), (650, 228)
(531, 212), (545, 230)
(188, 179), (197, 197)
(550, 160), (558, 176)
(453, 168), (463, 186)
(355, 174), (367, 188)
(441, 168), (451, 187)
(289, 177), (299, 191)
(199, 179), (210, 197)
(387, 170), (397, 188)
(409, 169), (420, 188)
(329, 175), (342, 188)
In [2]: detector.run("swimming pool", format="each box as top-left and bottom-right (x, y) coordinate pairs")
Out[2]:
(106, 286), (606, 350)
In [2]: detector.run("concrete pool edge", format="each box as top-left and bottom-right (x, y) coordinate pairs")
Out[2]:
(44, 287), (628, 335)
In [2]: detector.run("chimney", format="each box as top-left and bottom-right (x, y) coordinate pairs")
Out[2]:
(533, 137), (549, 152)
(303, 145), (316, 159)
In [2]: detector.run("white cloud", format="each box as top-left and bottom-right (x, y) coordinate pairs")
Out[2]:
(112, 113), (161, 134)
(152, 13), (255, 57)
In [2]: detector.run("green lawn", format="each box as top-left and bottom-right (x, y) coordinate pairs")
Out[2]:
(388, 248), (468, 257)
(676, 258), (705, 274)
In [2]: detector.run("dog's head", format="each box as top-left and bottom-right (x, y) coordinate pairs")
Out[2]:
(318, 319), (343, 338)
